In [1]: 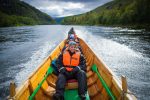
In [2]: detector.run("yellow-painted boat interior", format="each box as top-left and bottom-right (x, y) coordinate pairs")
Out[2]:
(8, 38), (136, 100)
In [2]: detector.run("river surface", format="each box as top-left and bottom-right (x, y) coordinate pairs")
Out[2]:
(0, 25), (150, 100)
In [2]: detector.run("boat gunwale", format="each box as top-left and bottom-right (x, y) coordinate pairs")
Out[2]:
(79, 38), (136, 99)
(14, 40), (65, 98)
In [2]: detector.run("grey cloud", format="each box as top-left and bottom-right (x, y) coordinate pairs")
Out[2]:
(23, 0), (112, 17)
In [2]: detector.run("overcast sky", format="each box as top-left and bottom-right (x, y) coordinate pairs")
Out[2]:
(23, 0), (112, 18)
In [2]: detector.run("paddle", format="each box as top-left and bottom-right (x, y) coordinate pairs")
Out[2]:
(29, 66), (53, 100)
(92, 64), (116, 100)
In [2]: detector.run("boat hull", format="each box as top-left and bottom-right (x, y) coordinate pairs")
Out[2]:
(8, 38), (136, 100)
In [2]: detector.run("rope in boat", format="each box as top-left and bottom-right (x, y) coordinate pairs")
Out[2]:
(28, 66), (53, 100)
(92, 64), (116, 100)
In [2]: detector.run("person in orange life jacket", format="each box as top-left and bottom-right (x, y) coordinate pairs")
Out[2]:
(62, 34), (75, 52)
(68, 27), (75, 37)
(75, 40), (83, 54)
(62, 40), (82, 54)
(61, 39), (70, 52)
(63, 39), (83, 54)
(53, 41), (87, 100)
(69, 34), (75, 41)
(67, 27), (79, 41)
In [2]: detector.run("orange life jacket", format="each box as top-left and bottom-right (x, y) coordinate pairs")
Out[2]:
(63, 51), (80, 71)
(65, 43), (69, 47)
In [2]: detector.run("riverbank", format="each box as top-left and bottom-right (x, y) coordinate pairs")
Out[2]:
(61, 0), (150, 31)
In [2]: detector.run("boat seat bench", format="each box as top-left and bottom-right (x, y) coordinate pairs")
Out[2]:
(41, 80), (90, 100)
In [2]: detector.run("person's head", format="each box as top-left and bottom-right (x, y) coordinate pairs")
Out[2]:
(68, 41), (76, 53)
(68, 27), (74, 34)
(69, 34), (75, 40)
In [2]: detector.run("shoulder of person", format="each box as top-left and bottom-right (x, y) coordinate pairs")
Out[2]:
(58, 53), (63, 58)
(80, 54), (85, 58)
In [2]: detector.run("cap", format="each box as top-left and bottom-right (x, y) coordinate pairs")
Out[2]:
(69, 41), (76, 46)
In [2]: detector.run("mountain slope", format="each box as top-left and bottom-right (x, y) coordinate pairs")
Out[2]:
(62, 0), (150, 29)
(0, 0), (55, 27)
(54, 17), (64, 24)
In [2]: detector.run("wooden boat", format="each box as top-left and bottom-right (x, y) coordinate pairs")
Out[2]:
(8, 38), (136, 100)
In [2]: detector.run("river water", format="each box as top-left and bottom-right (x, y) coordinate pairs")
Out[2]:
(0, 25), (149, 99)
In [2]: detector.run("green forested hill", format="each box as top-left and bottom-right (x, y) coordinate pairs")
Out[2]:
(0, 0), (55, 27)
(62, 0), (150, 29)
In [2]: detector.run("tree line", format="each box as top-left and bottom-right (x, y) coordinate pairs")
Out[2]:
(62, 0), (150, 29)
(0, 0), (55, 27)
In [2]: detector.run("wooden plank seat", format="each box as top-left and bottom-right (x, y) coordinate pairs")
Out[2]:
(65, 79), (78, 90)
(41, 86), (55, 97)
(40, 80), (56, 98)
(65, 70), (94, 90)
(41, 79), (78, 97)
(67, 79), (77, 83)
(41, 70), (93, 97)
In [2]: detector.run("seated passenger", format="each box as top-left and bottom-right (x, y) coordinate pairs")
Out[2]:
(53, 41), (87, 100)
(75, 41), (83, 54)
(62, 34), (75, 52)
(69, 34), (75, 41)
(68, 27), (75, 38)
